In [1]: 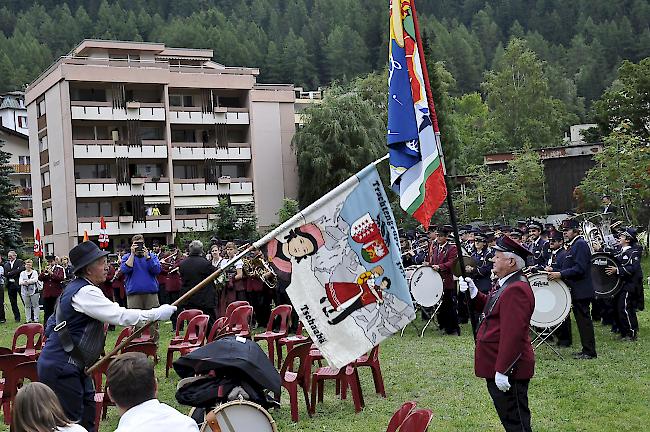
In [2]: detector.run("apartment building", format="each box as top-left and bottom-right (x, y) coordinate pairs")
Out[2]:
(25, 40), (298, 256)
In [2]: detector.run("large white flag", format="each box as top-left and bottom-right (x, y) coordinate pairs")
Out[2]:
(255, 164), (415, 368)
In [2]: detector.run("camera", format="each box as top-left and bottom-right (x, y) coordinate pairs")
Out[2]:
(135, 242), (144, 254)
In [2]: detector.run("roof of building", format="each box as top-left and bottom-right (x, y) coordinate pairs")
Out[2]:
(0, 124), (28, 140)
(0, 96), (24, 110)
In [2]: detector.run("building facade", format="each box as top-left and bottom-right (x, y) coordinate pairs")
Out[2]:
(26, 40), (298, 255)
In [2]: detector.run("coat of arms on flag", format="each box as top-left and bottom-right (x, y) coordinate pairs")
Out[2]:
(257, 165), (415, 368)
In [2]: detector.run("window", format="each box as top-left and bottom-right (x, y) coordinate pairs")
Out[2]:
(18, 156), (30, 165)
(140, 127), (164, 140)
(43, 207), (52, 222)
(45, 243), (54, 255)
(133, 164), (162, 178)
(17, 116), (27, 128)
(41, 171), (50, 187)
(38, 135), (48, 152)
(37, 100), (46, 117)
(173, 164), (200, 179)
(71, 88), (107, 102)
(75, 164), (111, 179)
(19, 177), (31, 188)
(220, 164), (240, 178)
(77, 201), (112, 218)
(169, 94), (194, 107)
(171, 129), (196, 142)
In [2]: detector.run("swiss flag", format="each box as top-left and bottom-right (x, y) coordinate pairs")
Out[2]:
(34, 228), (43, 257)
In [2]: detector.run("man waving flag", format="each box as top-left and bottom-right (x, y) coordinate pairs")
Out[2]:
(388, 0), (447, 229)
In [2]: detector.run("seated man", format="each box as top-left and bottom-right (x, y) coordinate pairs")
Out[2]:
(107, 352), (199, 432)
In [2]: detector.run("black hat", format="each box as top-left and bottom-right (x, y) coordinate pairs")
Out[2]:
(500, 225), (512, 233)
(561, 218), (580, 230)
(510, 228), (524, 238)
(427, 224), (438, 233)
(517, 220), (527, 227)
(484, 231), (495, 242)
(619, 227), (638, 243)
(549, 231), (564, 242)
(602, 193), (611, 199)
(492, 235), (532, 261)
(437, 225), (453, 235)
(528, 222), (543, 231)
(69, 241), (109, 274)
(45, 254), (55, 261)
(475, 233), (487, 242)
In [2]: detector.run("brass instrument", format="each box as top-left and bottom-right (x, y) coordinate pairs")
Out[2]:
(243, 254), (277, 289)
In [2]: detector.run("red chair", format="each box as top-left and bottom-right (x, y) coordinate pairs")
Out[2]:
(254, 305), (292, 368)
(165, 314), (209, 377)
(114, 326), (132, 348)
(91, 357), (114, 430)
(170, 309), (203, 345)
(0, 354), (32, 422)
(279, 342), (313, 422)
(278, 322), (310, 362)
(207, 317), (228, 343)
(227, 305), (253, 339)
(310, 363), (364, 415)
(354, 345), (386, 397)
(3, 361), (38, 425)
(11, 323), (44, 360)
(131, 325), (154, 343)
(122, 342), (159, 364)
(386, 401), (417, 432)
(224, 301), (249, 321)
(398, 409), (434, 432)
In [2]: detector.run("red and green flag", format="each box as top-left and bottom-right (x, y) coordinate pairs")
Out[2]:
(387, 0), (447, 229)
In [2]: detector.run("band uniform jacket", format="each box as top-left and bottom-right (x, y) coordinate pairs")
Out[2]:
(547, 248), (567, 272)
(614, 247), (642, 293)
(428, 242), (458, 291)
(471, 248), (494, 293)
(527, 237), (549, 268)
(473, 273), (535, 380)
(559, 236), (595, 300)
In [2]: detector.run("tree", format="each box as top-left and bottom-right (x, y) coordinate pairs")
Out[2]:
(481, 38), (571, 151)
(0, 140), (23, 252)
(277, 198), (299, 224)
(211, 198), (259, 242)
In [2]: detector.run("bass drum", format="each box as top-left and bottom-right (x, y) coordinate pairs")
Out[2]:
(409, 266), (443, 307)
(201, 400), (277, 432)
(528, 273), (572, 328)
(591, 252), (622, 298)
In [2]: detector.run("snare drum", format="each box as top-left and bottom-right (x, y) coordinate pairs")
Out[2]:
(528, 273), (571, 328)
(201, 400), (277, 432)
(409, 266), (444, 307)
(590, 252), (622, 298)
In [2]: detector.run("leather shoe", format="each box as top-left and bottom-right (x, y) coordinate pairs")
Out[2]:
(556, 340), (572, 347)
(573, 352), (597, 360)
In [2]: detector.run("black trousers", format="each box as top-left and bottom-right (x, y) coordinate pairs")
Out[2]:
(615, 290), (638, 338)
(43, 296), (58, 325)
(39, 362), (96, 431)
(437, 290), (460, 334)
(328, 298), (364, 325)
(486, 379), (532, 432)
(7, 285), (21, 321)
(0, 283), (5, 321)
(573, 298), (597, 356)
(167, 290), (180, 326)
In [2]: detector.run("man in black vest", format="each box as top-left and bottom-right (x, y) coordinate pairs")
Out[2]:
(3, 250), (25, 322)
(37, 241), (176, 431)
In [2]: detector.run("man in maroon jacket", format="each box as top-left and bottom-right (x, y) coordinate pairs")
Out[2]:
(460, 235), (535, 432)
(427, 225), (459, 335)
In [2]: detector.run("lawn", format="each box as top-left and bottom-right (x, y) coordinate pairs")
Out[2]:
(0, 257), (648, 431)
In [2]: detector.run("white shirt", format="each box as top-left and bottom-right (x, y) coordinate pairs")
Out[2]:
(115, 399), (199, 432)
(497, 271), (519, 288)
(71, 279), (158, 326)
(57, 423), (87, 432)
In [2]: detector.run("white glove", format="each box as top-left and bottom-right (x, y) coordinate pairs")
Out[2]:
(458, 277), (478, 299)
(495, 372), (511, 392)
(151, 304), (177, 321)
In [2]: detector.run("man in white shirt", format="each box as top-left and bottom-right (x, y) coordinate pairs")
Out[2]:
(107, 352), (199, 432)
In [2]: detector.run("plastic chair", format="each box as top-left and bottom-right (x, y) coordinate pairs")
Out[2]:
(398, 409), (434, 432)
(279, 342), (313, 422)
(165, 314), (210, 377)
(171, 309), (203, 345)
(114, 327), (132, 348)
(0, 354), (32, 422)
(224, 301), (249, 321)
(11, 323), (44, 360)
(207, 317), (228, 343)
(91, 356), (114, 430)
(227, 305), (253, 339)
(278, 322), (310, 362)
(254, 305), (292, 367)
(3, 361), (38, 425)
(131, 325), (154, 343)
(354, 345), (386, 397)
(122, 342), (159, 364)
(310, 363), (364, 415)
(386, 401), (417, 432)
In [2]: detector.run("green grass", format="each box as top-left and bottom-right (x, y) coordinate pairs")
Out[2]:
(1, 257), (648, 431)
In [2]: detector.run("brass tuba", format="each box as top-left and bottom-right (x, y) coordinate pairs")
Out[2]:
(243, 254), (277, 289)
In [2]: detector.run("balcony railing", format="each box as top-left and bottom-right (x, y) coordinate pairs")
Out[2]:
(75, 179), (170, 197)
(12, 186), (32, 196)
(9, 164), (31, 174)
(77, 216), (172, 236)
(17, 208), (33, 217)
(73, 141), (168, 159)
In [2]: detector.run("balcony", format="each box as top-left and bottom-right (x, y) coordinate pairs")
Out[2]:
(173, 178), (253, 197)
(75, 179), (170, 198)
(73, 140), (168, 159)
(71, 101), (165, 121)
(12, 186), (32, 197)
(171, 143), (250, 161)
(168, 107), (249, 125)
(9, 164), (31, 174)
(77, 216), (172, 236)
(175, 214), (216, 233)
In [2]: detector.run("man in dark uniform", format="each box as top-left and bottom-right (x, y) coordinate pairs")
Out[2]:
(605, 227), (641, 341)
(602, 194), (617, 216)
(542, 231), (570, 346)
(548, 219), (597, 359)
(38, 241), (176, 431)
(526, 222), (549, 268)
(466, 232), (495, 334)
(460, 236), (535, 432)
(428, 225), (459, 335)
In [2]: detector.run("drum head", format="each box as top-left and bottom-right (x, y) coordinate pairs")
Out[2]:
(409, 266), (443, 307)
(591, 252), (622, 298)
(210, 400), (277, 432)
(528, 274), (571, 328)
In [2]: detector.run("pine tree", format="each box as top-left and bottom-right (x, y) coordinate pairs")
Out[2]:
(0, 140), (23, 251)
